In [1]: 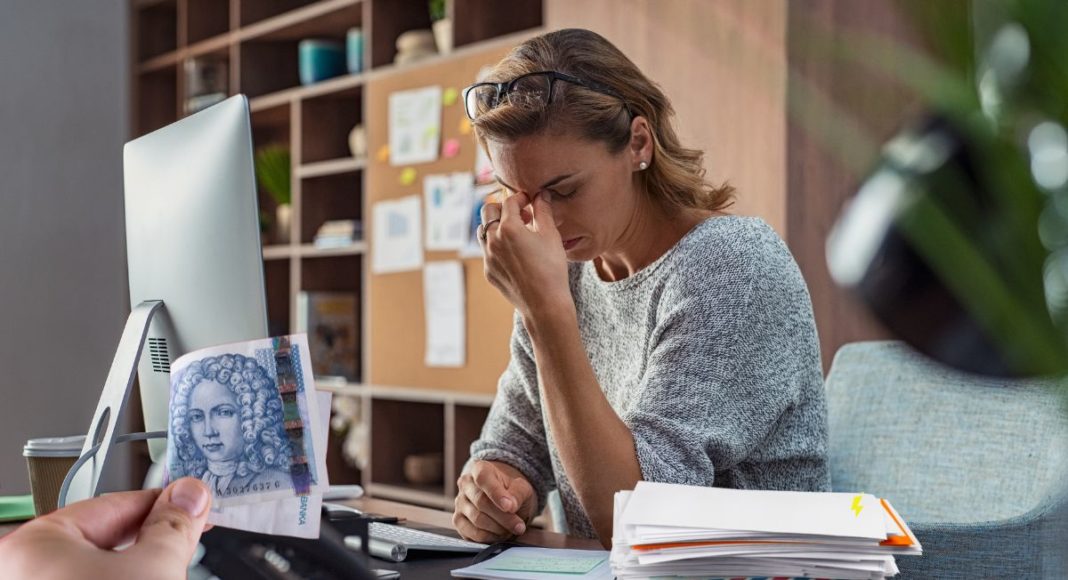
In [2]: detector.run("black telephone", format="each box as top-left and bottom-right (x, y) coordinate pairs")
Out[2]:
(196, 517), (376, 580)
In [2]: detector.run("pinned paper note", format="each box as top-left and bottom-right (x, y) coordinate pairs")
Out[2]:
(389, 86), (442, 165)
(442, 86), (459, 106)
(459, 183), (498, 258)
(424, 261), (465, 367)
(459, 117), (472, 135)
(376, 144), (390, 163)
(443, 138), (461, 158)
(424, 172), (474, 251)
(399, 167), (417, 186)
(372, 196), (423, 274)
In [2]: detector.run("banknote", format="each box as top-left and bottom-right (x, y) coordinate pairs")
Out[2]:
(166, 334), (324, 509)
(203, 390), (330, 538)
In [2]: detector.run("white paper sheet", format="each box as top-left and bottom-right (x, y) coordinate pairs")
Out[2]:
(389, 86), (442, 165)
(424, 172), (474, 251)
(459, 183), (500, 258)
(372, 195), (423, 274)
(620, 481), (888, 540)
(423, 260), (465, 367)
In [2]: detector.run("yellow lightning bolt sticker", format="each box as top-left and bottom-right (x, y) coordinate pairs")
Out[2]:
(851, 495), (864, 517)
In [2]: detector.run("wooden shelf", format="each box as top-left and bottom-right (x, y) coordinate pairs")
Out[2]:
(262, 245), (295, 260)
(130, 0), (543, 502)
(239, 0), (362, 43)
(366, 483), (449, 509)
(298, 242), (367, 257)
(138, 50), (181, 73)
(319, 382), (495, 406)
(298, 157), (365, 178)
(185, 33), (233, 59)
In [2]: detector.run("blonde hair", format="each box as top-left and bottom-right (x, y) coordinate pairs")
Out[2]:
(472, 28), (734, 212)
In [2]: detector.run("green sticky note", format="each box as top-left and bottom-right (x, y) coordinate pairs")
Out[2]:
(486, 552), (607, 575)
(443, 87), (459, 106)
(0, 495), (35, 523)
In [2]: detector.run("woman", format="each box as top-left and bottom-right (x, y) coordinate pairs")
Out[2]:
(169, 354), (292, 498)
(454, 29), (829, 548)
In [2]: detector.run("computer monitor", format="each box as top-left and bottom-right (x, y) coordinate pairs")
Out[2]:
(64, 95), (268, 503)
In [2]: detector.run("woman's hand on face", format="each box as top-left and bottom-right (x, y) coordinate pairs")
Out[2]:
(479, 191), (572, 318)
(453, 460), (537, 544)
(0, 478), (212, 580)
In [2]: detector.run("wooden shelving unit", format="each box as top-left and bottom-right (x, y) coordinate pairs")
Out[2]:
(130, 0), (542, 509)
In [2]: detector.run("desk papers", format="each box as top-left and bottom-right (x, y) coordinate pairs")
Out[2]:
(452, 547), (612, 579)
(611, 481), (922, 579)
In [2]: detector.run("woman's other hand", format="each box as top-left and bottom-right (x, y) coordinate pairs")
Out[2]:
(453, 460), (538, 543)
(0, 477), (212, 580)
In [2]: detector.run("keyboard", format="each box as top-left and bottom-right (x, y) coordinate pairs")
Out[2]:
(344, 522), (488, 562)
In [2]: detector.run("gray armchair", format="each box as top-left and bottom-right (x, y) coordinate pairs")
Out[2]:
(825, 341), (1068, 578)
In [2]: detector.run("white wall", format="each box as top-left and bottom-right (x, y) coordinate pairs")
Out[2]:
(0, 0), (129, 493)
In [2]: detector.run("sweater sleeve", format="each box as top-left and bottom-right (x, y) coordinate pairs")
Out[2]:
(468, 313), (555, 513)
(622, 246), (817, 486)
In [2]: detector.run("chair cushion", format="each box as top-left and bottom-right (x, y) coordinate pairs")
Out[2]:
(825, 341), (1067, 524)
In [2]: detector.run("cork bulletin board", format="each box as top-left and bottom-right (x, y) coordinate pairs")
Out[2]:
(366, 34), (535, 394)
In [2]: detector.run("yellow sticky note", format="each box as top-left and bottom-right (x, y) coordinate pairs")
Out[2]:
(443, 87), (459, 107)
(376, 144), (390, 163)
(399, 167), (417, 186)
(459, 117), (472, 135)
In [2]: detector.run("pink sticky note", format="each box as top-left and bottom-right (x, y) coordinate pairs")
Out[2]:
(443, 138), (461, 159)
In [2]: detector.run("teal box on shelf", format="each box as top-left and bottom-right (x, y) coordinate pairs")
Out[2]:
(346, 27), (364, 74)
(298, 39), (346, 86)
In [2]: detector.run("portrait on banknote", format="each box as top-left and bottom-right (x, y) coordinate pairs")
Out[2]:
(166, 335), (321, 507)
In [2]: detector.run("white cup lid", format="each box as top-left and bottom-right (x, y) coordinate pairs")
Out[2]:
(23, 435), (85, 457)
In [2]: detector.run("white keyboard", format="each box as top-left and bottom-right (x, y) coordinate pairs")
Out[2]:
(344, 522), (488, 562)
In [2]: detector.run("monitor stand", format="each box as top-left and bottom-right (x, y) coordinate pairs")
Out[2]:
(61, 300), (165, 507)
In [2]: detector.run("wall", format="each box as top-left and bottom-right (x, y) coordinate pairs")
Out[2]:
(0, 0), (129, 493)
(545, 0), (788, 235)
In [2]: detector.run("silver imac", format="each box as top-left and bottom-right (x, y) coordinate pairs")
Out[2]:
(63, 95), (268, 504)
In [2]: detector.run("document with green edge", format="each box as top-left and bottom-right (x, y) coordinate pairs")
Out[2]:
(0, 495), (35, 523)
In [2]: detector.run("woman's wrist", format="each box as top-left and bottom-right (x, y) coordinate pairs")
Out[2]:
(521, 298), (578, 342)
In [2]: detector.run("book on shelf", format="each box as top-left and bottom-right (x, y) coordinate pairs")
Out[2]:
(296, 291), (360, 382)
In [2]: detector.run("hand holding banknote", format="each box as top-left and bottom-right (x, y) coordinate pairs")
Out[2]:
(0, 478), (211, 580)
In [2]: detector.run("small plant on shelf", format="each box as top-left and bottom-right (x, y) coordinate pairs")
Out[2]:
(429, 0), (452, 54)
(254, 145), (292, 244)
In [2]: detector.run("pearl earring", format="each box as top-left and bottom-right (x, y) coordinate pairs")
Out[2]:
(639, 161), (648, 170)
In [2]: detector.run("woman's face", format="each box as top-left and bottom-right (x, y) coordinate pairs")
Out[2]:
(487, 128), (642, 262)
(189, 379), (244, 463)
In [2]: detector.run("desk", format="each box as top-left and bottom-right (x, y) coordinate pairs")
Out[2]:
(0, 497), (603, 578)
(339, 497), (603, 578)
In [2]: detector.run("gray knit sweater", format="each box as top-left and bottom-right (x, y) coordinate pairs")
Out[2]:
(470, 216), (830, 538)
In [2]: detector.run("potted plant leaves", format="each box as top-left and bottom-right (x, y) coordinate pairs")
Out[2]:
(254, 145), (292, 245)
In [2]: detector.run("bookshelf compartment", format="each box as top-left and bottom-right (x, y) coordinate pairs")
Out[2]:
(301, 91), (362, 164)
(250, 107), (292, 245)
(300, 173), (362, 244)
(187, 0), (231, 44)
(264, 258), (291, 337)
(239, 0), (319, 28)
(451, 404), (490, 484)
(367, 0), (432, 68)
(136, 66), (178, 136)
(451, 0), (542, 49)
(239, 40), (300, 98)
(136, 0), (178, 61)
(371, 399), (446, 495)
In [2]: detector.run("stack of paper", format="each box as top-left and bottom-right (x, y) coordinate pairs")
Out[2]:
(611, 482), (922, 579)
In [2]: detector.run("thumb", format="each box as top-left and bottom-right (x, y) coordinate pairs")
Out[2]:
(505, 475), (536, 518)
(131, 477), (212, 570)
(531, 192), (559, 237)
